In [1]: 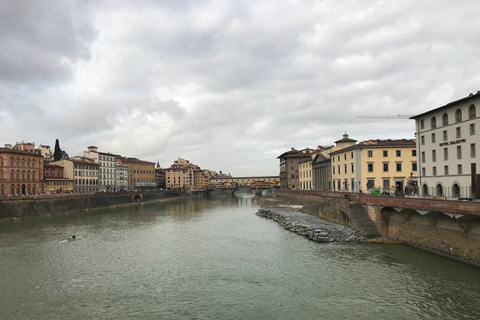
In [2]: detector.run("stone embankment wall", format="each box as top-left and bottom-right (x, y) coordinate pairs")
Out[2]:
(274, 190), (480, 267)
(0, 190), (184, 221)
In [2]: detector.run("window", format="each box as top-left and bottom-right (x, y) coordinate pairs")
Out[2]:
(421, 136), (425, 145)
(396, 162), (402, 172)
(457, 146), (462, 159)
(433, 166), (437, 176)
(412, 150), (416, 157)
(368, 151), (373, 157)
(455, 109), (462, 122)
(421, 151), (425, 163)
(422, 167), (426, 176)
(396, 150), (401, 157)
(344, 154), (346, 160)
(432, 150), (436, 162)
(431, 133), (436, 143)
(469, 104), (476, 119)
(444, 166), (449, 176)
(383, 150), (388, 157)
(470, 123), (475, 135)
(351, 152), (353, 159)
(456, 127), (461, 138)
(442, 113), (448, 126)
(471, 143), (476, 158)
(458, 164), (462, 175)
(412, 162), (417, 171)
(351, 164), (354, 173)
(431, 117), (437, 129)
(383, 163), (389, 172)
(444, 148), (448, 161)
(443, 130), (448, 141)
(368, 163), (374, 172)
(420, 119), (424, 129)
(344, 164), (347, 174)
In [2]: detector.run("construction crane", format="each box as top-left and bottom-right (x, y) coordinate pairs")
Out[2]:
(356, 114), (414, 119)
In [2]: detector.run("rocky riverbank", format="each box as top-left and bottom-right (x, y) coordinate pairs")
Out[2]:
(256, 205), (365, 243)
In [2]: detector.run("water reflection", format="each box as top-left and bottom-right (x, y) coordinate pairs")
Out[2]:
(1, 195), (480, 320)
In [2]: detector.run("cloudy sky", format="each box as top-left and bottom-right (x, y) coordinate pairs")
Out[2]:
(1, 0), (480, 176)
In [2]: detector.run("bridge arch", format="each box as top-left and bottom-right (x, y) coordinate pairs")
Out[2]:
(132, 194), (143, 202)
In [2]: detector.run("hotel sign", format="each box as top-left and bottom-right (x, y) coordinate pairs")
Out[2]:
(439, 138), (466, 147)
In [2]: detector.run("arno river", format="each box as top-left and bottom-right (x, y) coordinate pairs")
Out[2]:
(1, 193), (480, 320)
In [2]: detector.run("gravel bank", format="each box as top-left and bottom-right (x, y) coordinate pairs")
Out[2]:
(256, 205), (365, 243)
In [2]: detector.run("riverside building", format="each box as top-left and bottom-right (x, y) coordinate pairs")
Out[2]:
(0, 144), (45, 195)
(117, 157), (156, 191)
(412, 91), (480, 199)
(83, 146), (118, 192)
(330, 135), (417, 194)
(278, 148), (315, 189)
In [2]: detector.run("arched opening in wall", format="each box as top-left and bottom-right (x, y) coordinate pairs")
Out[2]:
(436, 184), (443, 198)
(423, 184), (428, 196)
(21, 184), (26, 194)
(452, 184), (460, 198)
(133, 195), (142, 202)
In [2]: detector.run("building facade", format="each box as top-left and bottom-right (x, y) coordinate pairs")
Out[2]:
(83, 146), (118, 192)
(278, 148), (315, 189)
(118, 157), (156, 191)
(0, 147), (45, 195)
(71, 157), (99, 193)
(330, 138), (417, 194)
(165, 158), (199, 190)
(412, 92), (480, 199)
(44, 163), (73, 193)
(298, 158), (313, 190)
(116, 163), (128, 191)
(312, 146), (333, 191)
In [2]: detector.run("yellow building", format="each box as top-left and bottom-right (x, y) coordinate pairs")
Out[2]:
(330, 138), (417, 194)
(45, 178), (74, 194)
(118, 157), (156, 191)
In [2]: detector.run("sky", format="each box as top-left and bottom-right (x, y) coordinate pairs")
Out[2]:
(2, 0), (480, 177)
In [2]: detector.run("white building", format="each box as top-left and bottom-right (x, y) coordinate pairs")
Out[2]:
(116, 163), (128, 191)
(412, 92), (479, 199)
(83, 146), (118, 192)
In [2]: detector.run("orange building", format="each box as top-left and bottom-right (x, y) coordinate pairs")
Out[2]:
(0, 147), (45, 195)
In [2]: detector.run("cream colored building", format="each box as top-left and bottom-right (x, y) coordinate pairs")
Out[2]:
(299, 158), (313, 190)
(412, 92), (480, 198)
(330, 137), (417, 194)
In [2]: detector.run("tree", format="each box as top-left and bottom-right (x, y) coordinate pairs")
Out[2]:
(54, 139), (63, 161)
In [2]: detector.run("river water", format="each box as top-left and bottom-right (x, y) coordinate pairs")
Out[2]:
(1, 193), (480, 320)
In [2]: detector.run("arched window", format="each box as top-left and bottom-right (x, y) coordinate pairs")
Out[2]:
(422, 184), (429, 196)
(455, 109), (462, 123)
(431, 117), (437, 129)
(442, 113), (448, 126)
(469, 104), (476, 119)
(453, 184), (460, 198)
(436, 184), (443, 197)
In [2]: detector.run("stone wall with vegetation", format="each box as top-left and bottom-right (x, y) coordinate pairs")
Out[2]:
(0, 190), (184, 221)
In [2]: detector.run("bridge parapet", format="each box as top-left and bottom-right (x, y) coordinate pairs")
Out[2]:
(274, 190), (480, 216)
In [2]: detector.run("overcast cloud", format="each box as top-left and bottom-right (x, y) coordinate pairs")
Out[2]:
(2, 0), (480, 176)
